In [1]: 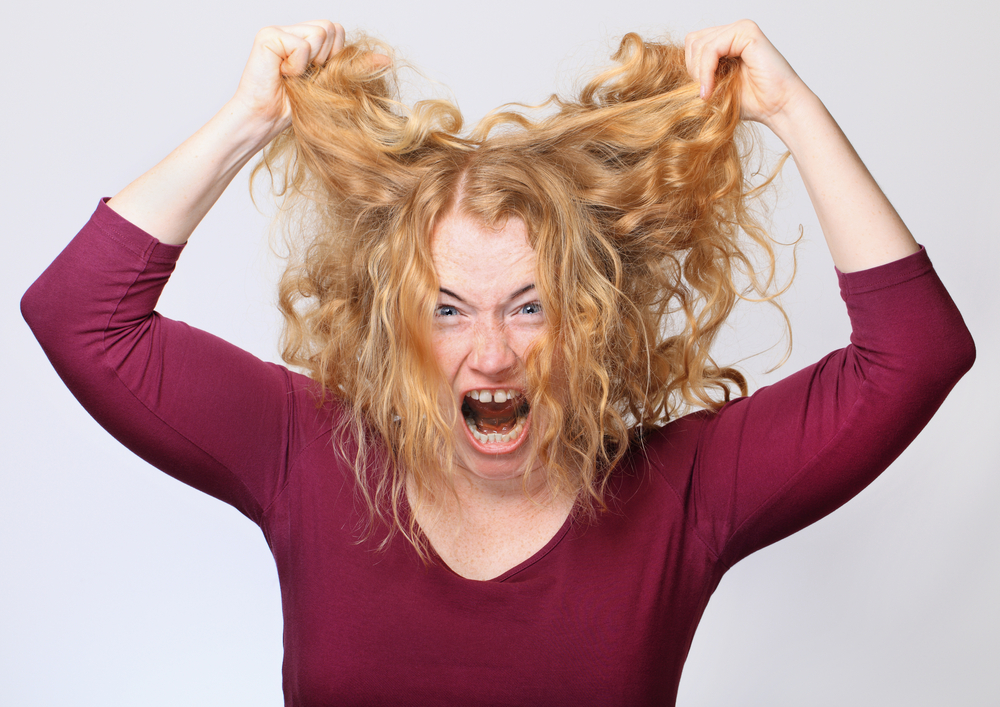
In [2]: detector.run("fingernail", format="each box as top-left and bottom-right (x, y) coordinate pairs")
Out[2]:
(700, 85), (707, 99)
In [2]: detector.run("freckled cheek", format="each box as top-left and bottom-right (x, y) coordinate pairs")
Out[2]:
(431, 333), (469, 381)
(507, 326), (548, 361)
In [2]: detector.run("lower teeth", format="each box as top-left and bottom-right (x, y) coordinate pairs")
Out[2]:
(465, 417), (524, 444)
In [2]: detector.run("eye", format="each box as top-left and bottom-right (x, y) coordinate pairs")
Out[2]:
(518, 301), (543, 316)
(434, 305), (459, 317)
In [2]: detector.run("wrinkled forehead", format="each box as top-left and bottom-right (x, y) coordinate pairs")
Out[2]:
(430, 210), (537, 296)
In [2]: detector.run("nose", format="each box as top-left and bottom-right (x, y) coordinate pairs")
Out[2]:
(469, 319), (517, 377)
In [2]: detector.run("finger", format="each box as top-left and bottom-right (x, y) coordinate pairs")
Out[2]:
(330, 22), (346, 58)
(689, 23), (749, 100)
(247, 27), (303, 78)
(277, 21), (337, 67)
(684, 31), (699, 88)
(698, 38), (723, 100)
(298, 20), (344, 66)
(267, 32), (314, 77)
(685, 26), (722, 100)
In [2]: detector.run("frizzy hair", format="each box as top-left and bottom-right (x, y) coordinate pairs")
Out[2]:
(252, 32), (787, 554)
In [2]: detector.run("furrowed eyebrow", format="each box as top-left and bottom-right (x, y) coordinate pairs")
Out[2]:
(438, 288), (465, 303)
(438, 284), (536, 304)
(508, 284), (536, 301)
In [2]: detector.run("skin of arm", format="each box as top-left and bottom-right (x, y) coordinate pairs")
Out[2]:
(107, 21), (345, 246)
(686, 20), (920, 273)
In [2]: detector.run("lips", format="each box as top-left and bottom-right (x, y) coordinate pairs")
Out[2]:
(461, 389), (530, 445)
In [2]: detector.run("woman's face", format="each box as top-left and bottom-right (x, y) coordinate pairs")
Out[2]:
(431, 211), (546, 482)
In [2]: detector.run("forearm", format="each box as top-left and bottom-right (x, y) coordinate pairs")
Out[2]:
(107, 100), (276, 245)
(105, 22), (344, 246)
(765, 91), (920, 273)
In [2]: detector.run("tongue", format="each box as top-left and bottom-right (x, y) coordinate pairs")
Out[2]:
(465, 399), (518, 434)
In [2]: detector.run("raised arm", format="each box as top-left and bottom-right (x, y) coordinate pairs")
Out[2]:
(685, 20), (920, 272)
(21, 22), (352, 522)
(108, 21), (344, 244)
(655, 22), (974, 565)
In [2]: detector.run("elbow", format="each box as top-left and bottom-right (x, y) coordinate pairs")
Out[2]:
(950, 324), (977, 379)
(22, 269), (86, 361)
(919, 320), (976, 392)
(21, 278), (52, 348)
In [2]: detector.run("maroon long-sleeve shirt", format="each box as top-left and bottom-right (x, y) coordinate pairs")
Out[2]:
(22, 200), (974, 705)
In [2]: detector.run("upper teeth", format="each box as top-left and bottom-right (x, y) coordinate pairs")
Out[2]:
(466, 389), (518, 403)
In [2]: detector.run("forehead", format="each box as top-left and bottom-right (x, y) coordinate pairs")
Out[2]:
(431, 212), (537, 294)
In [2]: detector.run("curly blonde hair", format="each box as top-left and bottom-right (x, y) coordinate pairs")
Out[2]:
(252, 32), (785, 553)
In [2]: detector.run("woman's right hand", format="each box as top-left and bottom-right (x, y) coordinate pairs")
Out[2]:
(107, 21), (346, 245)
(230, 20), (345, 143)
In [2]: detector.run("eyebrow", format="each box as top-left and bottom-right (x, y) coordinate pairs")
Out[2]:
(439, 284), (535, 303)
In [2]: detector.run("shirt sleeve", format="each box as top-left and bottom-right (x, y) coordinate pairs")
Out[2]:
(21, 200), (315, 525)
(649, 248), (976, 568)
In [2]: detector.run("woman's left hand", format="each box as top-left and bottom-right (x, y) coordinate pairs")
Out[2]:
(686, 21), (920, 273)
(684, 20), (811, 128)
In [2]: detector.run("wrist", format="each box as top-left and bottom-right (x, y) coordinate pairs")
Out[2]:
(758, 88), (828, 153)
(209, 98), (287, 167)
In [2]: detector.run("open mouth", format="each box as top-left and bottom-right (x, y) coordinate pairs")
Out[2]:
(461, 389), (531, 445)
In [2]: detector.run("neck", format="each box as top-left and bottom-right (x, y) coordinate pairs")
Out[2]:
(406, 463), (575, 537)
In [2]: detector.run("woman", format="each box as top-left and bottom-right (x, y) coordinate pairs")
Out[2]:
(22, 19), (973, 706)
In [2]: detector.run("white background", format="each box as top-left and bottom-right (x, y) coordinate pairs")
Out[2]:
(3, 0), (997, 705)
